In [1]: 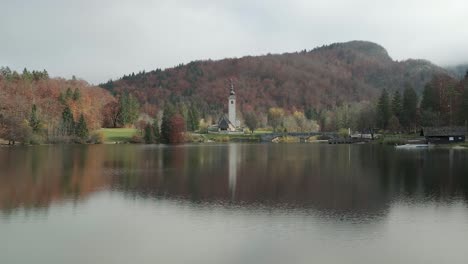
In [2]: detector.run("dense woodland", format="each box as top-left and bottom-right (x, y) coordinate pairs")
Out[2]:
(0, 67), (114, 144)
(101, 41), (447, 119)
(1, 41), (468, 144)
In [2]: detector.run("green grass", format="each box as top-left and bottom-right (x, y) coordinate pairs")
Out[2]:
(99, 128), (138, 143)
(202, 133), (261, 142)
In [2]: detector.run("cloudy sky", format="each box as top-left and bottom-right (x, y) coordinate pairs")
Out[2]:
(1, 0), (468, 84)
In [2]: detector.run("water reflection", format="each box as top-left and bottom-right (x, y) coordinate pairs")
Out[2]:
(1, 144), (468, 217)
(228, 144), (238, 201)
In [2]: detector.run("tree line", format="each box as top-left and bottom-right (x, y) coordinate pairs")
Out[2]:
(374, 72), (468, 132)
(2, 65), (467, 145)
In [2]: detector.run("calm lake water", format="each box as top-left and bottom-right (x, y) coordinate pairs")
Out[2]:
(1, 143), (468, 264)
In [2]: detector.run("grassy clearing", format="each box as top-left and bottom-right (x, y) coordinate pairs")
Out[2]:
(202, 133), (261, 142)
(99, 128), (138, 143)
(376, 134), (424, 145)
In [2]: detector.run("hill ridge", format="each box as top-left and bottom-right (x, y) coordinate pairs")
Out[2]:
(100, 41), (449, 117)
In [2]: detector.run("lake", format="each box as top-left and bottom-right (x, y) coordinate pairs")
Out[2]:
(1, 143), (468, 264)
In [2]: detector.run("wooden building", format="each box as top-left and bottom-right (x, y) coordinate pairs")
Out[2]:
(421, 127), (466, 144)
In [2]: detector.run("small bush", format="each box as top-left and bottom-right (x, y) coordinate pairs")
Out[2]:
(29, 134), (45, 145)
(130, 134), (144, 143)
(89, 131), (104, 144)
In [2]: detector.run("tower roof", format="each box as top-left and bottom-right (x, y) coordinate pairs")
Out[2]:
(229, 80), (235, 95)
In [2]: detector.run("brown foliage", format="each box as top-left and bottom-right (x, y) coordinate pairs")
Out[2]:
(169, 114), (186, 144)
(0, 74), (114, 142)
(103, 41), (449, 117)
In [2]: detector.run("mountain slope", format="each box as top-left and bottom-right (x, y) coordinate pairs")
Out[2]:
(446, 63), (468, 79)
(101, 41), (449, 116)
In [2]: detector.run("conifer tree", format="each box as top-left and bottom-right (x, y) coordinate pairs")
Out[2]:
(75, 114), (89, 140)
(58, 92), (66, 104)
(118, 93), (140, 126)
(144, 123), (154, 144)
(377, 89), (391, 129)
(72, 88), (81, 101)
(29, 104), (41, 133)
(187, 105), (200, 131)
(392, 90), (402, 118)
(61, 106), (75, 136)
(421, 83), (438, 111)
(160, 104), (176, 144)
(65, 87), (73, 99)
(152, 118), (160, 143)
(401, 85), (418, 130)
(459, 86), (468, 126)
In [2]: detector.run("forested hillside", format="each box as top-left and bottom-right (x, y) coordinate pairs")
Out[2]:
(101, 41), (449, 118)
(446, 63), (468, 79)
(0, 68), (115, 144)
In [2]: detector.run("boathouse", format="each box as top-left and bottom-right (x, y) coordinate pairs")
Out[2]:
(421, 127), (466, 144)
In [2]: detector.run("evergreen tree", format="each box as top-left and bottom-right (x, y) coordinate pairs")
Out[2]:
(144, 123), (154, 144)
(401, 85), (418, 130)
(72, 88), (81, 101)
(459, 86), (468, 126)
(305, 107), (318, 120)
(22, 68), (32, 81)
(42, 69), (49, 79)
(160, 104), (176, 144)
(58, 92), (66, 104)
(187, 105), (200, 131)
(421, 83), (438, 111)
(75, 114), (89, 140)
(152, 118), (160, 143)
(118, 93), (140, 126)
(392, 90), (402, 118)
(377, 89), (391, 129)
(61, 106), (75, 136)
(65, 87), (73, 99)
(29, 104), (41, 133)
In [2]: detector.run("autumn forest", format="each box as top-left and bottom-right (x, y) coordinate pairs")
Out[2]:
(1, 41), (468, 144)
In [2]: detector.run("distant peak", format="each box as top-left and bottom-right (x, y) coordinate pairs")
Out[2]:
(315, 40), (391, 60)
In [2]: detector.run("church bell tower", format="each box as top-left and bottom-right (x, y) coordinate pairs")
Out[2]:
(228, 81), (236, 127)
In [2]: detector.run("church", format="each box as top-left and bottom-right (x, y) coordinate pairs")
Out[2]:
(216, 82), (240, 132)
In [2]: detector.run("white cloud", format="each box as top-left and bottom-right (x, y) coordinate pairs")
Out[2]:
(1, 0), (467, 84)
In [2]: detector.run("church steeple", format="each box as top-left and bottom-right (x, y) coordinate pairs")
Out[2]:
(228, 80), (237, 127)
(230, 80), (235, 95)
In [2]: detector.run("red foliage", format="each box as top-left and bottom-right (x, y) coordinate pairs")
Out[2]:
(168, 114), (186, 144)
(105, 41), (448, 117)
(0, 76), (114, 134)
(101, 101), (120, 128)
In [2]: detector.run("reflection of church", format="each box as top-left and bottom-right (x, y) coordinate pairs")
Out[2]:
(215, 82), (241, 132)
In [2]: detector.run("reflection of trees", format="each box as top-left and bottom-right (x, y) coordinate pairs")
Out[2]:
(2, 144), (468, 216)
(376, 148), (468, 201)
(114, 144), (391, 216)
(0, 145), (110, 213)
(118, 144), (468, 215)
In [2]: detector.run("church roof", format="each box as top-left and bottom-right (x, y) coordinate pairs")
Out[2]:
(218, 115), (234, 130)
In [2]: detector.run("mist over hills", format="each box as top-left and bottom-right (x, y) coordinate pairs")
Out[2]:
(446, 63), (468, 79)
(100, 41), (450, 115)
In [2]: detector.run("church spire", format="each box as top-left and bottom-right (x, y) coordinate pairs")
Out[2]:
(228, 79), (237, 127)
(229, 79), (235, 95)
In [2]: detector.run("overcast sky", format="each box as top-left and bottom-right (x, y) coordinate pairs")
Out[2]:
(1, 0), (468, 84)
